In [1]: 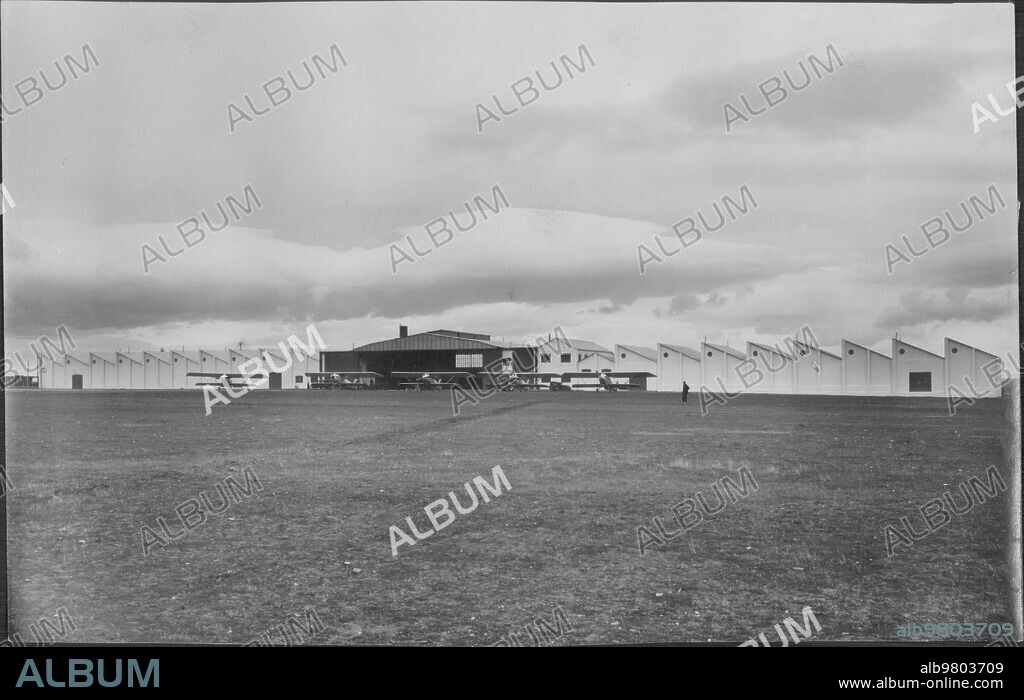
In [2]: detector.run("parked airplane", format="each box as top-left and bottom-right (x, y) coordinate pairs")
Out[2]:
(305, 371), (382, 390)
(187, 371), (267, 390)
(559, 371), (655, 391)
(475, 370), (562, 391)
(392, 371), (471, 390)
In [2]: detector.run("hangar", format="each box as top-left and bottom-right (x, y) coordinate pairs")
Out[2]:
(944, 337), (1004, 399)
(320, 326), (533, 388)
(614, 345), (658, 390)
(791, 340), (842, 394)
(892, 339), (944, 396)
(701, 342), (746, 393)
(37, 347), (318, 390)
(656, 344), (701, 392)
(841, 340), (893, 395)
(21, 324), (1008, 400)
(745, 342), (794, 394)
(535, 336), (612, 378)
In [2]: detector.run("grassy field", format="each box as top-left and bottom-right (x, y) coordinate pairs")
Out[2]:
(3, 388), (1012, 645)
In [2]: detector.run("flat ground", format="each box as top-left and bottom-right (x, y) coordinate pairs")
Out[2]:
(3, 388), (1012, 645)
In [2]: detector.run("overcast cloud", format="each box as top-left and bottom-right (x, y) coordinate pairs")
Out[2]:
(2, 2), (1017, 360)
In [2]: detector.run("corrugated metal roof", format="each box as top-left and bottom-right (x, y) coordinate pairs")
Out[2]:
(568, 339), (610, 353)
(355, 330), (504, 352)
(425, 329), (491, 341)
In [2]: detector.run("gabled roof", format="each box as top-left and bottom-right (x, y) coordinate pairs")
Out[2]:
(567, 339), (610, 353)
(617, 345), (657, 361)
(703, 342), (746, 360)
(659, 344), (702, 360)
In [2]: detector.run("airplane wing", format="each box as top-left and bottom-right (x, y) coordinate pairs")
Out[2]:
(305, 372), (382, 378)
(187, 372), (259, 378)
(560, 372), (655, 378)
(392, 371), (471, 378)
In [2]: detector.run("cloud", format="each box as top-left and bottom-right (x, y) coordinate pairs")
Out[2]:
(661, 45), (991, 138)
(2, 209), (817, 336)
(874, 288), (1014, 329)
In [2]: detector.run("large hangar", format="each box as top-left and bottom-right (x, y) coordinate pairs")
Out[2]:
(320, 326), (534, 387)
(37, 347), (319, 389)
(657, 344), (701, 392)
(944, 337), (1003, 399)
(892, 338), (944, 396)
(791, 340), (842, 394)
(614, 345), (657, 390)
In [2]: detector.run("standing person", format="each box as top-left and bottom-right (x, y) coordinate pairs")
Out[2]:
(681, 381), (690, 404)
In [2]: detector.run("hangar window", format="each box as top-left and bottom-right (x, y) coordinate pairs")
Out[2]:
(663, 352), (669, 358)
(92, 360), (96, 364)
(752, 350), (758, 356)
(174, 358), (178, 363)
(620, 353), (626, 359)
(707, 351), (713, 357)
(951, 347), (958, 354)
(67, 358), (71, 364)
(799, 350), (807, 356)
(295, 376), (303, 383)
(455, 354), (483, 368)
(848, 349), (854, 355)
(119, 359), (123, 364)
(540, 354), (551, 363)
(146, 358), (150, 363)
(898, 348), (906, 355)
(560, 353), (572, 364)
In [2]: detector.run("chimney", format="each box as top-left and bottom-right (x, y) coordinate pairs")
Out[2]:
(399, 325), (408, 338)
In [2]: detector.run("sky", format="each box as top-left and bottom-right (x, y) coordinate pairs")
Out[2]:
(2, 2), (1018, 366)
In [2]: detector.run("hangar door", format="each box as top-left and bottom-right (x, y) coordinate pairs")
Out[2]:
(269, 373), (282, 389)
(72, 374), (83, 390)
(908, 372), (932, 392)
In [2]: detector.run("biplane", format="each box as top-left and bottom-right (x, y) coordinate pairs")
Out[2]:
(186, 372), (267, 391)
(391, 371), (471, 390)
(475, 370), (562, 391)
(304, 371), (382, 390)
(559, 370), (655, 391)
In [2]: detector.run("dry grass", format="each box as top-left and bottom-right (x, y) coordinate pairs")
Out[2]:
(4, 389), (1010, 644)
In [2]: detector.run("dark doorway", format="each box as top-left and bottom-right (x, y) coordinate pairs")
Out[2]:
(269, 373), (282, 390)
(908, 372), (932, 392)
(72, 374), (83, 390)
